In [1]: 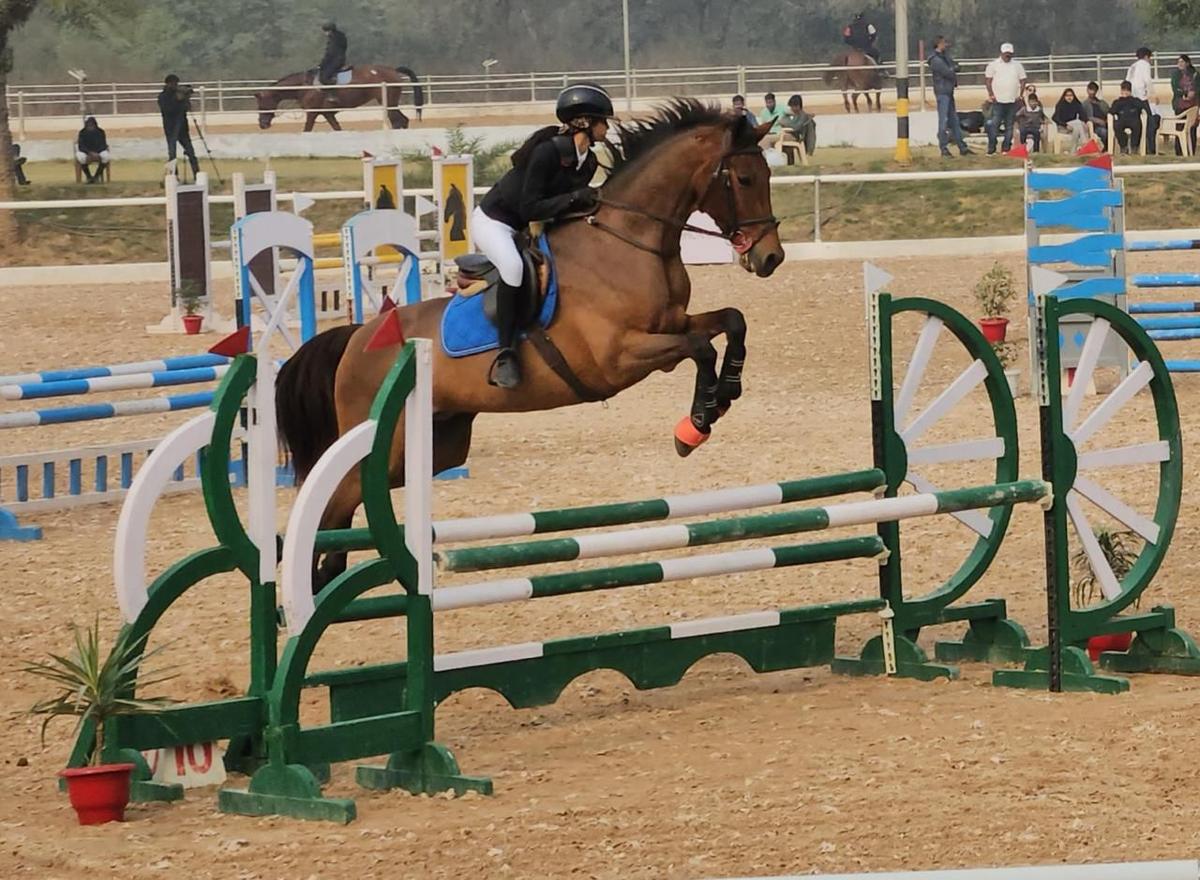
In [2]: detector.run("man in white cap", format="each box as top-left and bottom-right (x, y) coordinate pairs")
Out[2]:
(984, 42), (1027, 154)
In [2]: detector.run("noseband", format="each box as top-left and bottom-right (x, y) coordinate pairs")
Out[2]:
(589, 146), (780, 257)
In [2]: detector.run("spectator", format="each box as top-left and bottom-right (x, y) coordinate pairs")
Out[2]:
(1052, 88), (1090, 153)
(958, 109), (987, 134)
(780, 94), (817, 156)
(74, 116), (111, 184)
(158, 74), (200, 178)
(10, 143), (30, 185)
(731, 94), (758, 127)
(1171, 54), (1197, 114)
(984, 42), (1027, 154)
(1015, 92), (1047, 152)
(928, 35), (971, 157)
(1125, 47), (1160, 153)
(1081, 81), (1110, 147)
(760, 92), (786, 134)
(1110, 79), (1149, 154)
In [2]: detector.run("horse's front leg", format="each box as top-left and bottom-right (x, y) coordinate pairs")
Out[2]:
(304, 112), (317, 132)
(325, 112), (342, 131)
(685, 308), (747, 424)
(842, 91), (852, 112)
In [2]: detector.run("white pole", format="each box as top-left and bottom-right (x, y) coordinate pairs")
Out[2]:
(734, 861), (1200, 880)
(622, 0), (633, 112)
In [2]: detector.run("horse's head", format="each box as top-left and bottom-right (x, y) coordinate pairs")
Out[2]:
(696, 116), (785, 277)
(255, 90), (276, 129)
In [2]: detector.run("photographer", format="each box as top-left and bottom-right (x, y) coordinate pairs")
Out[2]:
(158, 74), (199, 178)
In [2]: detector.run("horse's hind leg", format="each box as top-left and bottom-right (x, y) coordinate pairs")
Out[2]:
(874, 91), (882, 112)
(842, 90), (852, 113)
(311, 471), (365, 595)
(304, 112), (317, 132)
(325, 112), (342, 131)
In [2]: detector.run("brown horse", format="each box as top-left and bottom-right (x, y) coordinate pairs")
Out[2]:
(276, 101), (785, 591)
(255, 64), (425, 131)
(825, 49), (885, 112)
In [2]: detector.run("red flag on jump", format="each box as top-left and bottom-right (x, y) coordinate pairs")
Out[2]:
(208, 325), (251, 357)
(364, 309), (406, 352)
(1086, 153), (1114, 171)
(1076, 139), (1102, 156)
(1006, 143), (1030, 159)
(379, 296), (397, 314)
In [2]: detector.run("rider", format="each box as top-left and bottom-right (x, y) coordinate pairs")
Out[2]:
(474, 83), (613, 389)
(843, 12), (880, 64)
(318, 20), (348, 86)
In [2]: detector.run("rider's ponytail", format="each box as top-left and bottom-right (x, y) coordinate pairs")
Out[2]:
(510, 125), (562, 168)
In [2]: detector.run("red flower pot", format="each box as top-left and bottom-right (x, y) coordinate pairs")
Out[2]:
(59, 763), (135, 825)
(1087, 632), (1134, 662)
(182, 314), (204, 335)
(979, 317), (1009, 343)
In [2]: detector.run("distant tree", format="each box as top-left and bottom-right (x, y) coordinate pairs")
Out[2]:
(1143, 0), (1200, 30)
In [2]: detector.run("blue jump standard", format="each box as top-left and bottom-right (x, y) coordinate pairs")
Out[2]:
(1130, 302), (1200, 314)
(1134, 315), (1200, 330)
(1166, 360), (1200, 372)
(1148, 329), (1200, 341)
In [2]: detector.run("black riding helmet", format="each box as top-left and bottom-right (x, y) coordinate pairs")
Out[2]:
(555, 83), (614, 125)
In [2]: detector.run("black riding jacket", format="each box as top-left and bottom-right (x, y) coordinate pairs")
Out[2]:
(480, 135), (598, 229)
(321, 29), (348, 71)
(158, 87), (190, 134)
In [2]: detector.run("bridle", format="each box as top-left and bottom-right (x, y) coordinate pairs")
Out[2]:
(588, 146), (780, 257)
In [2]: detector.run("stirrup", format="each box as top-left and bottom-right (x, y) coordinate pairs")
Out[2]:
(488, 348), (521, 390)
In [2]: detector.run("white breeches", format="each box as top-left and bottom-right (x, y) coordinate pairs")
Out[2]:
(1061, 119), (1088, 151)
(472, 207), (524, 286)
(77, 150), (111, 164)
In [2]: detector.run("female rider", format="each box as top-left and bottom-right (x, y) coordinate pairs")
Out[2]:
(474, 83), (614, 389)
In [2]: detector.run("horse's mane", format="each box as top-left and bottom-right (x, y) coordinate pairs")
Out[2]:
(605, 99), (759, 184)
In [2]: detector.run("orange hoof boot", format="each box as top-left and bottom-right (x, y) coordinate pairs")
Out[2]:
(673, 416), (711, 458)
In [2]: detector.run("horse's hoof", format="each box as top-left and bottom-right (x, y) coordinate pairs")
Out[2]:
(673, 416), (711, 458)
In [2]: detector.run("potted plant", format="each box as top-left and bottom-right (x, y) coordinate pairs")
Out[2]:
(177, 280), (205, 335)
(973, 262), (1017, 343)
(991, 340), (1022, 398)
(23, 619), (175, 825)
(1070, 528), (1142, 661)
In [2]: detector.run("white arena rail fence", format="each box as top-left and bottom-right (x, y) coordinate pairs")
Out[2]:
(6, 49), (1197, 136)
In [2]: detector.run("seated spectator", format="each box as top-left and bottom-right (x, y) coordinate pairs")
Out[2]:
(731, 94), (758, 127)
(1110, 79), (1150, 153)
(1052, 88), (1090, 152)
(10, 143), (30, 185)
(760, 92), (786, 134)
(779, 94), (817, 156)
(75, 116), (111, 184)
(1015, 93), (1047, 152)
(1081, 81), (1110, 147)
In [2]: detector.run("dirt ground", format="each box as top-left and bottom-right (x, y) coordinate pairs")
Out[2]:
(3, 252), (1200, 879)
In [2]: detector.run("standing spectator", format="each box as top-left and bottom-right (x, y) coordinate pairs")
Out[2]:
(1052, 88), (1090, 153)
(1171, 54), (1198, 154)
(760, 92), (786, 134)
(1016, 91), (1047, 152)
(1125, 47), (1160, 153)
(1110, 80), (1149, 153)
(780, 94), (817, 156)
(1171, 54), (1198, 113)
(928, 35), (971, 157)
(731, 95), (758, 127)
(74, 116), (111, 184)
(157, 74), (200, 178)
(984, 42), (1027, 154)
(1082, 81), (1110, 147)
(10, 143), (30, 185)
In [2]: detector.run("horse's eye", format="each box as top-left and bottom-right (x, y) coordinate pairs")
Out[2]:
(737, 175), (753, 186)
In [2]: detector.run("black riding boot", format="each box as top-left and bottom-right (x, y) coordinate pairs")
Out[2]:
(488, 281), (522, 390)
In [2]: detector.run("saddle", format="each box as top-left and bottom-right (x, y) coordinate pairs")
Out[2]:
(454, 243), (549, 329)
(309, 68), (354, 87)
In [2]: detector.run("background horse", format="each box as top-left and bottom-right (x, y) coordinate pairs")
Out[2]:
(825, 49), (885, 112)
(275, 101), (785, 592)
(256, 64), (425, 131)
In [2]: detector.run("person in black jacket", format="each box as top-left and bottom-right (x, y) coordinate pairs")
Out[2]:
(157, 75), (199, 177)
(474, 83), (613, 389)
(928, 36), (971, 157)
(75, 116), (111, 184)
(318, 21), (348, 86)
(1110, 80), (1151, 153)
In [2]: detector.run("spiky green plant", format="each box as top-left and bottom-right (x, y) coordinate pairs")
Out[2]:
(973, 262), (1018, 318)
(22, 619), (176, 765)
(1070, 529), (1142, 607)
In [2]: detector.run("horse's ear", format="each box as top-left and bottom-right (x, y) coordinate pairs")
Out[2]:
(752, 120), (773, 142)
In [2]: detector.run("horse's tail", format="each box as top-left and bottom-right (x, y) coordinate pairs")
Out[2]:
(395, 65), (425, 107)
(276, 324), (358, 482)
(824, 54), (846, 87)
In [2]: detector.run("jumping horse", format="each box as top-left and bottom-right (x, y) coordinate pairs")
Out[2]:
(255, 64), (425, 131)
(276, 100), (786, 591)
(825, 48), (885, 112)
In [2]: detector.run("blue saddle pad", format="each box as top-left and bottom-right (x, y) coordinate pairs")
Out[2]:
(440, 234), (559, 358)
